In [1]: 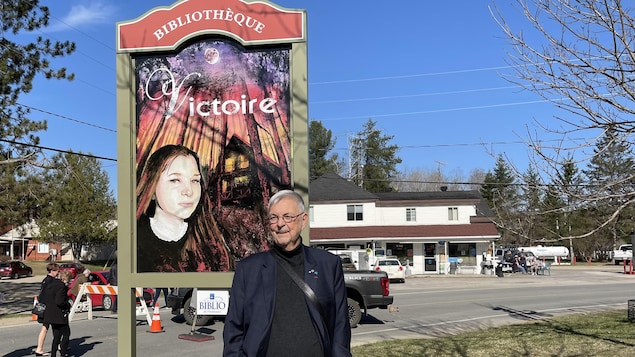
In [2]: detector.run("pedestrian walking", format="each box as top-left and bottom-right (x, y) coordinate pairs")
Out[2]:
(152, 288), (170, 308)
(34, 263), (59, 356)
(43, 269), (72, 357)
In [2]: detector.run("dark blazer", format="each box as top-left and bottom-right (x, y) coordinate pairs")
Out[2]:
(42, 278), (70, 325)
(223, 246), (351, 357)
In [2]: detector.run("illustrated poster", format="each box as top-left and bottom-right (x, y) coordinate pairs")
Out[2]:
(134, 38), (291, 272)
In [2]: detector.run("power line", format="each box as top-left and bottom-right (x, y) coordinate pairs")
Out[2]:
(319, 98), (557, 122)
(20, 103), (116, 133)
(310, 85), (521, 104)
(309, 65), (515, 85)
(0, 138), (116, 162)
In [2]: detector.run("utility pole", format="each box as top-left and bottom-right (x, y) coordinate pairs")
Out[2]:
(348, 135), (365, 187)
(434, 160), (446, 191)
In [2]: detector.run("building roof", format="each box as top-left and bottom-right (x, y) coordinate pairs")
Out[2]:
(375, 190), (482, 201)
(309, 172), (379, 202)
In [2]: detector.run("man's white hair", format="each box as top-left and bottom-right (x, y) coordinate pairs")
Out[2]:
(268, 190), (304, 212)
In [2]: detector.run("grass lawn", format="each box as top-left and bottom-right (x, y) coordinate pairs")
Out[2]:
(351, 310), (635, 357)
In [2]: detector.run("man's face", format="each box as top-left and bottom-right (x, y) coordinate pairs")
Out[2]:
(269, 197), (307, 251)
(155, 155), (202, 220)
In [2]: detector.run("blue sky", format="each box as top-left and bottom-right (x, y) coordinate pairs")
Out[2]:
(18, 0), (568, 195)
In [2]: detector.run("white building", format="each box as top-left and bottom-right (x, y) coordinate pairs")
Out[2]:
(308, 173), (500, 275)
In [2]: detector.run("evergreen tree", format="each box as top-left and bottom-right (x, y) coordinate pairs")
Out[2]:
(519, 165), (544, 245)
(0, 1), (76, 226)
(0, 162), (43, 228)
(351, 119), (401, 192)
(37, 152), (116, 260)
(309, 120), (342, 178)
(541, 184), (565, 239)
(480, 155), (520, 245)
(583, 127), (635, 250)
(550, 156), (587, 258)
(480, 155), (517, 210)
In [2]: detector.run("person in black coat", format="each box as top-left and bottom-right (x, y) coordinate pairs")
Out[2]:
(43, 272), (71, 357)
(35, 263), (60, 356)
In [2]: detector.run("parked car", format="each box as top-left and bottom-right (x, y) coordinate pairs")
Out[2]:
(59, 262), (85, 279)
(339, 255), (357, 271)
(373, 257), (406, 283)
(0, 261), (33, 279)
(67, 270), (153, 310)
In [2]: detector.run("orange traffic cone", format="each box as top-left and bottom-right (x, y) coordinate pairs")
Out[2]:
(31, 296), (39, 321)
(147, 303), (165, 333)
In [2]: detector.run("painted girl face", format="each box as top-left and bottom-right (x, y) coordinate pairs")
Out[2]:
(154, 155), (202, 221)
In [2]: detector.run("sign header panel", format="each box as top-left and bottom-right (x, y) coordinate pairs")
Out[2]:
(117, 0), (305, 51)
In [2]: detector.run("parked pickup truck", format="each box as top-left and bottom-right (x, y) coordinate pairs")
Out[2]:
(613, 244), (632, 265)
(167, 270), (394, 328)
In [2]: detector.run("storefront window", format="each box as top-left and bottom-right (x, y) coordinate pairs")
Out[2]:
(386, 243), (413, 266)
(448, 243), (476, 265)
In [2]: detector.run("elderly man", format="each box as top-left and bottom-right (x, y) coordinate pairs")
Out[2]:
(223, 190), (351, 357)
(71, 269), (91, 298)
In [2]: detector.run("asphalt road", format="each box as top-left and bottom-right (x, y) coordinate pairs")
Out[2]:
(1, 264), (632, 356)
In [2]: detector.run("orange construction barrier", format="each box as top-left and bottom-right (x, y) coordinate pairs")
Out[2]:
(31, 296), (39, 321)
(147, 303), (165, 333)
(84, 284), (118, 295)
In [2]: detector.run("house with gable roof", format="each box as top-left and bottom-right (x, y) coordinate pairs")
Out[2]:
(308, 173), (500, 275)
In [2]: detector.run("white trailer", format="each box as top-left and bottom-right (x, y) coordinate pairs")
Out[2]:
(518, 246), (569, 259)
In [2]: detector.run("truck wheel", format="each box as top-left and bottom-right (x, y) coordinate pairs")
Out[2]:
(347, 297), (362, 328)
(183, 296), (213, 326)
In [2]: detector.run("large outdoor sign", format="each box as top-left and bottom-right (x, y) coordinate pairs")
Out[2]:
(117, 0), (304, 51)
(115, 1), (306, 353)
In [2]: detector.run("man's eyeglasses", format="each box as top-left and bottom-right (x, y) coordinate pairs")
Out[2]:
(268, 213), (304, 224)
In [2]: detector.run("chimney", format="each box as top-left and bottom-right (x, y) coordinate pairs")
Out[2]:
(440, 186), (448, 192)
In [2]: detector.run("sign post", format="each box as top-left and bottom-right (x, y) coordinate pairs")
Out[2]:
(116, 1), (307, 354)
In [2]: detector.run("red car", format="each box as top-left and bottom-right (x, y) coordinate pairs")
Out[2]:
(0, 261), (33, 279)
(59, 262), (85, 279)
(67, 270), (153, 310)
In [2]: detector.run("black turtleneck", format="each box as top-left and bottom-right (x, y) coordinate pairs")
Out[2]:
(266, 244), (322, 357)
(271, 243), (305, 276)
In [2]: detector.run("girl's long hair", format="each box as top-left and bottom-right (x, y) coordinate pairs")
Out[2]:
(136, 144), (233, 271)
